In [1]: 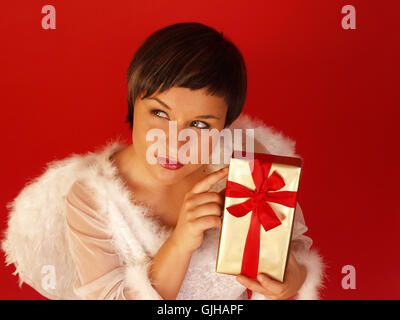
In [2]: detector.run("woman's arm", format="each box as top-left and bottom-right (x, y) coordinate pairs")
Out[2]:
(65, 180), (162, 299)
(149, 233), (193, 300)
(150, 167), (229, 300)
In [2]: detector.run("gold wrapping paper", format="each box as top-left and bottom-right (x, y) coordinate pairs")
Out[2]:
(216, 154), (302, 282)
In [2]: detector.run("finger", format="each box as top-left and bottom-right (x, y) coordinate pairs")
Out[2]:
(191, 167), (228, 194)
(219, 188), (226, 198)
(256, 273), (286, 293)
(236, 275), (266, 295)
(190, 202), (223, 219)
(186, 192), (224, 209)
(194, 215), (222, 231)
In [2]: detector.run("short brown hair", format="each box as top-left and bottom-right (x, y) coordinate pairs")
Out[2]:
(126, 22), (247, 130)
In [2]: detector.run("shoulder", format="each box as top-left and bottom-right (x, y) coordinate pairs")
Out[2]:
(64, 140), (130, 226)
(1, 139), (130, 299)
(64, 178), (113, 246)
(66, 179), (100, 212)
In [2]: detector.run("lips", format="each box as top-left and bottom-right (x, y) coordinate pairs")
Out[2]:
(156, 156), (184, 170)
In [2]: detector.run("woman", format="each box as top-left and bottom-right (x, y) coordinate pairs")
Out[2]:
(1, 22), (324, 300)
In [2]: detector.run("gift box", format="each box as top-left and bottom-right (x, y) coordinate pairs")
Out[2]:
(216, 152), (303, 298)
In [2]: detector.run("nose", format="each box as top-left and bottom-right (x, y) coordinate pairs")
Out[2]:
(164, 120), (199, 161)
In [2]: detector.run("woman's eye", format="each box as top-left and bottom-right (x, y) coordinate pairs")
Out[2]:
(151, 111), (209, 129)
(151, 109), (169, 119)
(191, 120), (210, 129)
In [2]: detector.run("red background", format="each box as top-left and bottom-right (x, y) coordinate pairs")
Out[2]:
(1, 1), (399, 299)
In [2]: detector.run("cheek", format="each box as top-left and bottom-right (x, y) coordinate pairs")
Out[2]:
(132, 120), (150, 148)
(195, 131), (222, 163)
(132, 111), (167, 148)
(175, 131), (211, 165)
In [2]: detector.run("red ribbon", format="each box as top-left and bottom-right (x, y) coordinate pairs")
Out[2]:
(225, 159), (298, 299)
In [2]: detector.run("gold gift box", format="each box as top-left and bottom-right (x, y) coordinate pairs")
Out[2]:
(216, 153), (303, 282)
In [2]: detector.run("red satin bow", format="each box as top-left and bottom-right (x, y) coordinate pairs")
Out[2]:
(225, 159), (297, 299)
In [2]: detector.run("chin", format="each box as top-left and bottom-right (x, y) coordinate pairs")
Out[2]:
(150, 164), (188, 185)
(150, 164), (198, 185)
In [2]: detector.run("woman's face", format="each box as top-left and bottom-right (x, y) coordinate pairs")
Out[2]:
(131, 86), (228, 185)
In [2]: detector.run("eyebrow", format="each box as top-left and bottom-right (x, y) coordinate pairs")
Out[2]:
(148, 97), (221, 120)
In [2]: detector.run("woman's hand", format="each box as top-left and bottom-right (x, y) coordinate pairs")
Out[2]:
(170, 167), (228, 254)
(236, 252), (307, 300)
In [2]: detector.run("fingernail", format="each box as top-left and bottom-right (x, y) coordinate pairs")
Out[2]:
(257, 274), (265, 282)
